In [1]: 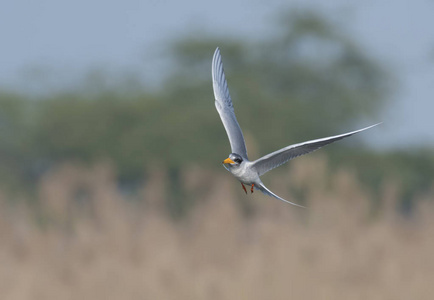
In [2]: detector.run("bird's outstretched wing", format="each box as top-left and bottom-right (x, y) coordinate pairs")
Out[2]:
(257, 182), (306, 208)
(212, 47), (248, 159)
(252, 123), (381, 176)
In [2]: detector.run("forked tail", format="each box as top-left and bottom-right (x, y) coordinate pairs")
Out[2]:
(257, 182), (306, 208)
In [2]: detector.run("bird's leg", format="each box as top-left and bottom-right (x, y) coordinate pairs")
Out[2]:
(241, 183), (247, 194)
(251, 184), (254, 193)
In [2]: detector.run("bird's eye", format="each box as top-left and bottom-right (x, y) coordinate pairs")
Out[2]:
(234, 158), (241, 164)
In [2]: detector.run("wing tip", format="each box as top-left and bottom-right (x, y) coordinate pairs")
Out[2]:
(368, 122), (383, 128)
(212, 47), (222, 77)
(356, 122), (383, 133)
(213, 47), (221, 63)
(212, 47), (229, 100)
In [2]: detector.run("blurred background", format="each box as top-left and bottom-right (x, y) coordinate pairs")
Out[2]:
(0, 0), (434, 299)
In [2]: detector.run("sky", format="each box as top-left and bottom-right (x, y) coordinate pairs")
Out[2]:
(1, 0), (433, 149)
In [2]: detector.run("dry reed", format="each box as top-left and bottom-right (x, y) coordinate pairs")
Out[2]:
(0, 156), (433, 300)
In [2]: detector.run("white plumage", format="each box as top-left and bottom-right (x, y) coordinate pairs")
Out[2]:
(212, 47), (380, 208)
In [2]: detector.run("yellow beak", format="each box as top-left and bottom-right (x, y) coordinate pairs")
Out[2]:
(222, 158), (235, 164)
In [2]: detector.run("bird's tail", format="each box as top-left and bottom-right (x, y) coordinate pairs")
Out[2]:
(257, 182), (306, 208)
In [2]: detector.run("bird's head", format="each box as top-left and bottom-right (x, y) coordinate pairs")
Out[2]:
(222, 153), (243, 167)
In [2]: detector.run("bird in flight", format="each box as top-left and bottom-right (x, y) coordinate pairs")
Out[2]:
(212, 47), (380, 208)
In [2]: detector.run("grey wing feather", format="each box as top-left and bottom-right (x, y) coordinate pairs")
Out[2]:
(252, 123), (381, 176)
(257, 182), (306, 208)
(212, 47), (248, 159)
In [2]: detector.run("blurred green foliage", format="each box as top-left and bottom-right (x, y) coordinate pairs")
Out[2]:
(0, 11), (431, 211)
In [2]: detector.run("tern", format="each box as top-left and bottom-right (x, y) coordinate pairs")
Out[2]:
(212, 47), (380, 208)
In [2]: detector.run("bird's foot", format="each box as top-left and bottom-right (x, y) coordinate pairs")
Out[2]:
(241, 183), (247, 194)
(251, 184), (254, 193)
